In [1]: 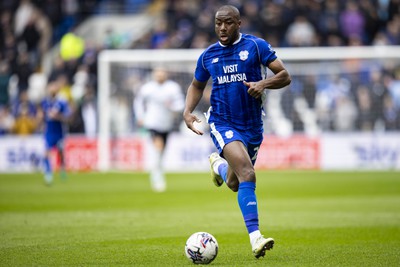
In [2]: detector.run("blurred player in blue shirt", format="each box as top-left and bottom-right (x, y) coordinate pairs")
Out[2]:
(183, 5), (291, 259)
(38, 81), (71, 185)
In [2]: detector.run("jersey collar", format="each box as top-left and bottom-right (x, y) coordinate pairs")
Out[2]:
(218, 33), (242, 47)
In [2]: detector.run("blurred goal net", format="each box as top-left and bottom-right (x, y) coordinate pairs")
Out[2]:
(97, 47), (400, 170)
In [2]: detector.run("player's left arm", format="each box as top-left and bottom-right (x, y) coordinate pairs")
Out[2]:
(245, 58), (291, 99)
(263, 59), (291, 89)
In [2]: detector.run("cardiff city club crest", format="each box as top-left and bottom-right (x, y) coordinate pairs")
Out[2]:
(225, 130), (234, 139)
(239, 50), (249, 61)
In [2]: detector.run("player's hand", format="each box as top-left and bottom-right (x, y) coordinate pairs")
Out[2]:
(183, 112), (204, 135)
(244, 81), (264, 99)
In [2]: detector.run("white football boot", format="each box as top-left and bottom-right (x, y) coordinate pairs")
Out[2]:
(252, 236), (274, 258)
(209, 152), (224, 187)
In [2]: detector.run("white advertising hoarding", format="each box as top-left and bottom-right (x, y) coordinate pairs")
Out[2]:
(321, 133), (400, 170)
(162, 133), (215, 172)
(0, 133), (399, 172)
(0, 135), (45, 172)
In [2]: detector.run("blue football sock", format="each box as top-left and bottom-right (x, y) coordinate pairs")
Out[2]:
(58, 151), (67, 180)
(43, 157), (52, 175)
(237, 181), (259, 234)
(217, 163), (228, 183)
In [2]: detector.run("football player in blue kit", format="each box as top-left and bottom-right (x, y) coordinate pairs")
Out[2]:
(38, 81), (71, 185)
(183, 5), (291, 258)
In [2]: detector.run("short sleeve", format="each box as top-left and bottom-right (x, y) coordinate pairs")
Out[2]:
(256, 39), (277, 66)
(194, 52), (210, 82)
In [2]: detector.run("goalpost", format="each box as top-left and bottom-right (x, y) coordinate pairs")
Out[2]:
(97, 47), (400, 171)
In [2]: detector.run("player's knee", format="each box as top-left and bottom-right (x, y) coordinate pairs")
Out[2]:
(241, 168), (256, 183)
(226, 180), (239, 192)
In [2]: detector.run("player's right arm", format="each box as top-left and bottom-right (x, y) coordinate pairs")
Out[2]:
(133, 86), (146, 127)
(183, 78), (208, 135)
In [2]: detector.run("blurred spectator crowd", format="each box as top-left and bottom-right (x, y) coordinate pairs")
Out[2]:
(135, 0), (400, 49)
(275, 61), (400, 134)
(0, 0), (114, 136)
(0, 0), (399, 136)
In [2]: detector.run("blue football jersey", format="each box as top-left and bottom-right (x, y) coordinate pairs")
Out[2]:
(41, 97), (70, 140)
(195, 33), (277, 129)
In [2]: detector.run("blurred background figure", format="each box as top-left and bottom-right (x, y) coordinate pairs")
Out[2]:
(69, 85), (97, 137)
(355, 85), (374, 131)
(0, 61), (11, 108)
(0, 105), (14, 135)
(383, 92), (400, 130)
(134, 67), (184, 192)
(37, 81), (71, 185)
(285, 15), (317, 47)
(11, 102), (37, 135)
(12, 90), (36, 119)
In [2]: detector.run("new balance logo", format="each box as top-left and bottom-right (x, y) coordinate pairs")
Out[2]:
(212, 58), (219, 63)
(247, 201), (257, 206)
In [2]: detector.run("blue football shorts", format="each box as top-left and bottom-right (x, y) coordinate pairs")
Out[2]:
(45, 134), (64, 150)
(209, 122), (263, 165)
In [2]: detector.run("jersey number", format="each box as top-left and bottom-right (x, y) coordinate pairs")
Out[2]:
(251, 146), (259, 161)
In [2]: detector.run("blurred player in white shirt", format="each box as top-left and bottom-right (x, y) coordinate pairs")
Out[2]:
(134, 67), (185, 192)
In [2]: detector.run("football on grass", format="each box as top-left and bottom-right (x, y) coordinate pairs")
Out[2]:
(185, 232), (218, 264)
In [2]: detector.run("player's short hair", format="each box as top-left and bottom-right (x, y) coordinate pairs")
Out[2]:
(216, 5), (240, 20)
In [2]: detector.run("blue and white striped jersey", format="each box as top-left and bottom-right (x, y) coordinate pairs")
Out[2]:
(41, 97), (70, 140)
(195, 33), (277, 130)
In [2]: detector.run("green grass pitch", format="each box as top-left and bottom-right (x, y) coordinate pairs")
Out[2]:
(0, 171), (399, 266)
